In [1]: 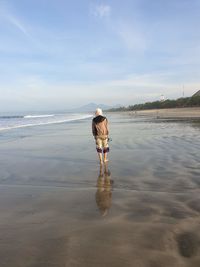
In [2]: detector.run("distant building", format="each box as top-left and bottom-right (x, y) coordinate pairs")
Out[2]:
(160, 95), (165, 102)
(193, 90), (200, 97)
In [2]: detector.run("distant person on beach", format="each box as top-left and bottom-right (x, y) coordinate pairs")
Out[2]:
(92, 108), (109, 164)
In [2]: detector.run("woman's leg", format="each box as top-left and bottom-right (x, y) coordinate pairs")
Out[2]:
(104, 152), (108, 162)
(98, 152), (103, 164)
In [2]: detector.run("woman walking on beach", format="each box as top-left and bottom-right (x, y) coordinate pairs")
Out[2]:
(92, 108), (109, 164)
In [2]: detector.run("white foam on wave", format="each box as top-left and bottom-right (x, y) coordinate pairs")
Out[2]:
(24, 114), (55, 118)
(0, 114), (93, 132)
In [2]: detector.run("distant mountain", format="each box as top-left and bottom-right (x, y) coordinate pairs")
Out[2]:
(73, 103), (112, 112)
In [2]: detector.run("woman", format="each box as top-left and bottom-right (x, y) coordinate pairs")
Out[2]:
(92, 108), (109, 164)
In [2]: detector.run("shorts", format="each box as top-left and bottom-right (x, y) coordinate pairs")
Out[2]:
(95, 135), (110, 153)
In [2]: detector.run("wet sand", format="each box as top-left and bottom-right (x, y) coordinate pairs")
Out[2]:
(0, 114), (200, 266)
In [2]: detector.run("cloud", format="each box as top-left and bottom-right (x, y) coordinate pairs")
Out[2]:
(104, 71), (199, 100)
(91, 4), (111, 18)
(1, 71), (199, 111)
(107, 72), (174, 89)
(6, 14), (31, 37)
(0, 2), (33, 39)
(90, 3), (146, 52)
(0, 3), (48, 53)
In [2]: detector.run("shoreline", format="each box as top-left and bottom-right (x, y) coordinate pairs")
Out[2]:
(108, 107), (200, 119)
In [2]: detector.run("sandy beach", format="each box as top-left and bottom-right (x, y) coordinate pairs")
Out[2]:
(0, 113), (200, 266)
(129, 107), (200, 119)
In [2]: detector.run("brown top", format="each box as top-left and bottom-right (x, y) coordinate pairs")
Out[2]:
(92, 115), (109, 137)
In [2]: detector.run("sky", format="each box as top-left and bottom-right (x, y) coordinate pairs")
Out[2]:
(0, 0), (200, 111)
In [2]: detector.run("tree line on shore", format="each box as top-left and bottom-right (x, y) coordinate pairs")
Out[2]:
(108, 95), (200, 112)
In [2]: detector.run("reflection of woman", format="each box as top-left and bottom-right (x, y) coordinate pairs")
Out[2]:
(95, 164), (113, 217)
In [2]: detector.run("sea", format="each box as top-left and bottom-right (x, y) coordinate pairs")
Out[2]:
(0, 112), (93, 132)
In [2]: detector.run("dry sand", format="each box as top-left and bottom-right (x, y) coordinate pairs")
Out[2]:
(129, 107), (200, 119)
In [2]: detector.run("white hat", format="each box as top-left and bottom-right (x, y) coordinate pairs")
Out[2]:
(95, 108), (103, 116)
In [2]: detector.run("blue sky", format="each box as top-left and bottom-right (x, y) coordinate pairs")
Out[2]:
(0, 0), (200, 111)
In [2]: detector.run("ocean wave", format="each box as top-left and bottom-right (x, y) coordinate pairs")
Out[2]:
(24, 114), (55, 119)
(0, 116), (24, 119)
(0, 114), (93, 132)
(0, 114), (55, 119)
